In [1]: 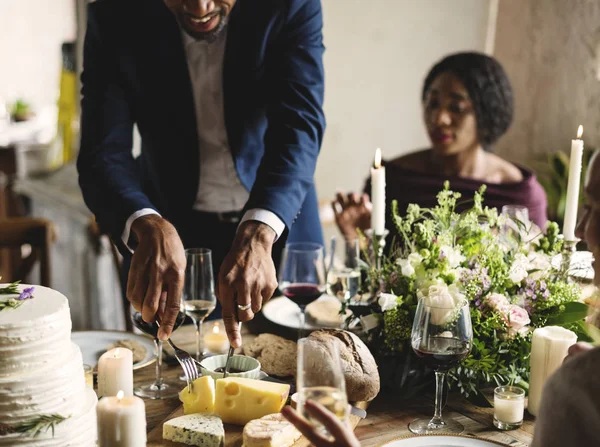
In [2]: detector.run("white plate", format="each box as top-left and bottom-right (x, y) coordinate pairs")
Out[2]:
(262, 295), (344, 330)
(72, 330), (156, 370)
(381, 435), (509, 447)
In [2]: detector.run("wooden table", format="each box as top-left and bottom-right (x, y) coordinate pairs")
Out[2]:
(136, 325), (534, 446)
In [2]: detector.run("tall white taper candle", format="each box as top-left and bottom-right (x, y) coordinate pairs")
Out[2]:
(563, 125), (584, 241)
(371, 148), (386, 235)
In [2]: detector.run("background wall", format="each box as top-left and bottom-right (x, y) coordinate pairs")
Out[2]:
(316, 0), (493, 202)
(0, 0), (492, 201)
(493, 0), (600, 162)
(0, 0), (76, 109)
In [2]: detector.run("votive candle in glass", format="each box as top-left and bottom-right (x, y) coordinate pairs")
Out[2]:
(494, 386), (525, 430)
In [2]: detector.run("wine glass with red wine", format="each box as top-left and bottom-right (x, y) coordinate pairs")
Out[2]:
(409, 296), (472, 434)
(279, 242), (326, 337)
(131, 308), (186, 399)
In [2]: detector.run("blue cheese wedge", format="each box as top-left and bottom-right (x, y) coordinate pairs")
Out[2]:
(163, 414), (225, 447)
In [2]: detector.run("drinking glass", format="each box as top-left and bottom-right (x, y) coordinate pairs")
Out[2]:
(409, 297), (473, 434)
(131, 307), (186, 399)
(297, 337), (349, 436)
(279, 242), (326, 337)
(182, 248), (216, 361)
(326, 237), (361, 304)
(501, 205), (531, 244)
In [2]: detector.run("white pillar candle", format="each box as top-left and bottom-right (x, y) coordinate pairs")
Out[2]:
(563, 125), (584, 241)
(97, 390), (146, 447)
(370, 148), (386, 235)
(98, 348), (134, 397)
(528, 326), (577, 416)
(204, 322), (229, 353)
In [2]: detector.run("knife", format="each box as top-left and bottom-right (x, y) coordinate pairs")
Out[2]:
(223, 298), (241, 378)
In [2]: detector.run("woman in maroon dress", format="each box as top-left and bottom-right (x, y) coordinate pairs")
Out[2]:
(333, 52), (548, 239)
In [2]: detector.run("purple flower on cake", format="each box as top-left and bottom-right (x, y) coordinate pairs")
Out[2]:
(17, 287), (35, 300)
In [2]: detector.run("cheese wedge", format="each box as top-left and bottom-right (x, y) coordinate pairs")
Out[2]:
(215, 377), (290, 425)
(163, 414), (224, 447)
(243, 413), (302, 447)
(180, 376), (216, 414)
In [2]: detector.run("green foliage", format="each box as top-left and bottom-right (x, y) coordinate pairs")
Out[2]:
(357, 183), (588, 404)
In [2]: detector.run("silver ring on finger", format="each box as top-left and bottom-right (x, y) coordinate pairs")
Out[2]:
(237, 303), (252, 311)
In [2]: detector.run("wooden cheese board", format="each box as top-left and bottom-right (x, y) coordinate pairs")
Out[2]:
(147, 401), (369, 447)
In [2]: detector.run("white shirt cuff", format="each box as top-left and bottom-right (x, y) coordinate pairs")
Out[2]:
(122, 208), (161, 252)
(240, 208), (286, 241)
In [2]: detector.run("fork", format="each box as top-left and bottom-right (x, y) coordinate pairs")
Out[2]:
(156, 321), (199, 392)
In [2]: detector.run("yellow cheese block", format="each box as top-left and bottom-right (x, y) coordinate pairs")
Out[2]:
(179, 376), (216, 414)
(215, 378), (290, 425)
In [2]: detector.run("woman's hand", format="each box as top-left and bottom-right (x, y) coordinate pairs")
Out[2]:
(282, 401), (360, 447)
(332, 192), (372, 239)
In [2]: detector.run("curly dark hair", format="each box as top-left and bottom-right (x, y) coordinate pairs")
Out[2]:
(422, 52), (514, 150)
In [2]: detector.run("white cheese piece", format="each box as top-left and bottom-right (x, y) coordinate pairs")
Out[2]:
(163, 414), (224, 447)
(243, 413), (302, 447)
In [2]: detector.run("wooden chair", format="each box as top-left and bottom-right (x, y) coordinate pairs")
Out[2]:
(0, 217), (56, 287)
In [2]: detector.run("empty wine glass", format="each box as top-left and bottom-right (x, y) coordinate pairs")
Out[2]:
(409, 297), (473, 434)
(182, 248), (216, 361)
(297, 337), (349, 436)
(279, 243), (326, 337)
(131, 306), (186, 399)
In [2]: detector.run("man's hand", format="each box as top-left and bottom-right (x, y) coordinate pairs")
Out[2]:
(564, 342), (595, 363)
(128, 214), (186, 341)
(217, 221), (278, 348)
(282, 401), (360, 447)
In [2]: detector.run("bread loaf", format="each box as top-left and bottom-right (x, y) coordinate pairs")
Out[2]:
(305, 329), (380, 402)
(243, 334), (297, 378)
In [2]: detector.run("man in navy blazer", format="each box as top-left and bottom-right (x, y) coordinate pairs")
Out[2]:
(77, 0), (325, 345)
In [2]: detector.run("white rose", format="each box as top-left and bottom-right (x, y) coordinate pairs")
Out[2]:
(397, 258), (415, 277)
(408, 252), (423, 267)
(378, 293), (398, 312)
(508, 253), (529, 284)
(418, 283), (465, 326)
(527, 252), (551, 273)
(440, 245), (466, 268)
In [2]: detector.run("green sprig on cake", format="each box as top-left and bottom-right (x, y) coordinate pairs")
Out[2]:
(0, 281), (35, 311)
(0, 414), (69, 437)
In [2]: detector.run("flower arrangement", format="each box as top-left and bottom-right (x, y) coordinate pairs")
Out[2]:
(358, 183), (588, 403)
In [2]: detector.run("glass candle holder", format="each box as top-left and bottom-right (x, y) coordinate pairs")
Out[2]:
(494, 386), (525, 430)
(203, 321), (229, 354)
(83, 364), (94, 389)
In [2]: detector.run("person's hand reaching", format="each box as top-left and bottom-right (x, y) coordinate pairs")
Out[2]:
(331, 192), (372, 239)
(282, 401), (360, 447)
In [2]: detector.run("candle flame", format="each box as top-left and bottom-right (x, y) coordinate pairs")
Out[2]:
(577, 125), (583, 139)
(212, 323), (220, 334)
(117, 390), (124, 400)
(114, 348), (120, 358)
(374, 148), (382, 169)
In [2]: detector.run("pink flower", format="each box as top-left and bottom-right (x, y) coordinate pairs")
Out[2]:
(502, 305), (530, 330)
(485, 293), (509, 312)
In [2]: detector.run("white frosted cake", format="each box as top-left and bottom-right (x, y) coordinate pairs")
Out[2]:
(0, 284), (97, 446)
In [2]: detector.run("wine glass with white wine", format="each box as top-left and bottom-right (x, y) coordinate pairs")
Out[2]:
(296, 337), (348, 436)
(182, 248), (217, 361)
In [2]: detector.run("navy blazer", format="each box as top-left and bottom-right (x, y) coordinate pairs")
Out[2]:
(77, 0), (325, 253)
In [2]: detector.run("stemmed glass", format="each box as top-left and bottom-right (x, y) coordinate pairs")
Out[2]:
(279, 243), (326, 337)
(326, 237), (361, 303)
(409, 297), (473, 434)
(182, 248), (217, 361)
(131, 306), (186, 399)
(297, 337), (349, 436)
